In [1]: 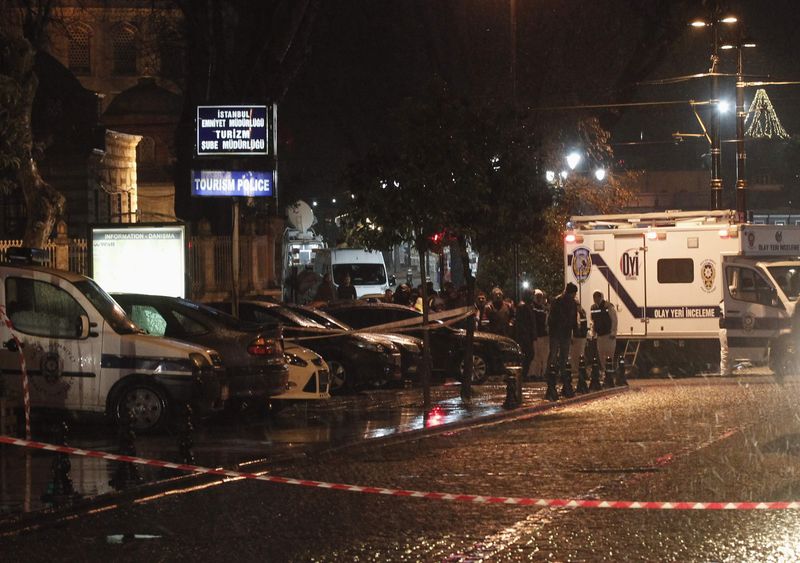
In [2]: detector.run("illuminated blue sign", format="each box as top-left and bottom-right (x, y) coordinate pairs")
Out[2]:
(196, 105), (268, 156)
(191, 170), (274, 197)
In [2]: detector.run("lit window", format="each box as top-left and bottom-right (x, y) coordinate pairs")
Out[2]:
(112, 23), (137, 75)
(68, 23), (92, 75)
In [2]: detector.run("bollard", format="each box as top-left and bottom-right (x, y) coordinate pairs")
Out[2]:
(576, 356), (589, 394)
(603, 356), (616, 389)
(41, 420), (80, 505)
(109, 408), (142, 490)
(503, 373), (519, 409)
(544, 363), (559, 402)
(178, 404), (196, 465)
(589, 355), (603, 392)
(616, 357), (629, 386)
(561, 362), (575, 398)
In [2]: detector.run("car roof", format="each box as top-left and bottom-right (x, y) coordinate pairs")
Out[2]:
(1, 262), (89, 283)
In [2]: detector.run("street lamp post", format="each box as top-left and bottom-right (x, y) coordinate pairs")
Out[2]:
(722, 34), (756, 223)
(691, 8), (737, 210)
(735, 45), (746, 221)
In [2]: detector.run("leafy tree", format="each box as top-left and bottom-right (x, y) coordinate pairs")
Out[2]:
(341, 84), (556, 402)
(476, 116), (637, 297)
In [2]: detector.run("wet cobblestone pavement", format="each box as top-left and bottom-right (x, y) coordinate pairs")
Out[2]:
(4, 375), (800, 561)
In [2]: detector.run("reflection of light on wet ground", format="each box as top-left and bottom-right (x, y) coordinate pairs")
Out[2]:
(0, 383), (513, 516)
(425, 406), (445, 427)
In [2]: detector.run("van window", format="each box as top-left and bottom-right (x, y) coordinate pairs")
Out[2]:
(75, 280), (137, 334)
(726, 266), (774, 306)
(6, 277), (85, 338)
(767, 265), (800, 301)
(657, 258), (693, 283)
(333, 264), (386, 286)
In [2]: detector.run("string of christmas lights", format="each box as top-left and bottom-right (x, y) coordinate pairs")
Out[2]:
(745, 88), (790, 139)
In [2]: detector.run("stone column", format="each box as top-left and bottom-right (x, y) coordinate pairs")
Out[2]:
(88, 130), (142, 223)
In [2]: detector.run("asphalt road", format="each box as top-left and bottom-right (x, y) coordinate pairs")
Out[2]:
(3, 375), (800, 561)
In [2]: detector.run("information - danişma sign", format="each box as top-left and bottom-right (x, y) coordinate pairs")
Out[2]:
(196, 105), (268, 156)
(91, 225), (186, 298)
(191, 170), (274, 197)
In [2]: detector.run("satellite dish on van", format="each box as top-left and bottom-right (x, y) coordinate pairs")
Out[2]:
(286, 200), (316, 232)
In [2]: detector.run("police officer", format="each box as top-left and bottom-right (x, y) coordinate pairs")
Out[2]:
(591, 290), (618, 371)
(514, 289), (537, 379)
(570, 306), (589, 372)
(531, 289), (549, 380)
(548, 283), (579, 385)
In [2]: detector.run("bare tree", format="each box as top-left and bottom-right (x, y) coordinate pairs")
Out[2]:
(0, 21), (65, 248)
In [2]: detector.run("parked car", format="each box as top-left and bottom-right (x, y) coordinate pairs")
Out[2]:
(321, 301), (523, 384)
(0, 259), (228, 432)
(208, 301), (402, 393)
(274, 342), (331, 402)
(285, 303), (426, 384)
(112, 294), (289, 409)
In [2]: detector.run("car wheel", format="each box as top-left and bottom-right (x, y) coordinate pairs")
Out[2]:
(115, 383), (169, 432)
(327, 359), (351, 393)
(461, 353), (489, 385)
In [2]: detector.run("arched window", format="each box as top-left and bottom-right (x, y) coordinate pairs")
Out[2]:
(67, 23), (92, 75)
(112, 23), (137, 75)
(136, 136), (156, 164)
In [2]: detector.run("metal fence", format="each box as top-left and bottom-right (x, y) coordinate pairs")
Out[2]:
(0, 235), (279, 302)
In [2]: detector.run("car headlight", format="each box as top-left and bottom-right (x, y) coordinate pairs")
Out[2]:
(285, 353), (308, 367)
(189, 352), (211, 368)
(498, 341), (521, 354)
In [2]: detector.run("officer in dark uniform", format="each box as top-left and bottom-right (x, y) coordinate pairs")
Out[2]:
(548, 283), (579, 387)
(591, 290), (617, 371)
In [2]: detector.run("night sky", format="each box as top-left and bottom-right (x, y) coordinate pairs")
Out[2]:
(279, 0), (800, 208)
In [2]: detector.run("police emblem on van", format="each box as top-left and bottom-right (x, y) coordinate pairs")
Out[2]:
(571, 247), (592, 282)
(700, 259), (716, 292)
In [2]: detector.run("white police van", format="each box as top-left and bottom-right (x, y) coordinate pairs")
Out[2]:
(0, 250), (228, 431)
(312, 248), (394, 298)
(563, 210), (800, 376)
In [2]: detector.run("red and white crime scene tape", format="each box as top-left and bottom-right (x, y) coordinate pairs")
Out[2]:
(2, 434), (799, 511)
(0, 306), (31, 440)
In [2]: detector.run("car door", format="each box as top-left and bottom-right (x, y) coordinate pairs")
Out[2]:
(0, 274), (103, 411)
(723, 261), (781, 364)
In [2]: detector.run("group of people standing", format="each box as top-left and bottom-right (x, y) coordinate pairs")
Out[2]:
(477, 283), (618, 382)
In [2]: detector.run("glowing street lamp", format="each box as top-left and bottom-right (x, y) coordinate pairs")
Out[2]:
(566, 152), (582, 170)
(594, 168), (607, 182)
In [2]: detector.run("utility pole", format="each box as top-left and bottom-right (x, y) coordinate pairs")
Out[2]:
(709, 11), (723, 210)
(734, 38), (748, 223)
(509, 0), (520, 303)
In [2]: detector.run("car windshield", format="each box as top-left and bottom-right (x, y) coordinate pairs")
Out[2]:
(332, 263), (386, 285)
(272, 306), (328, 329)
(177, 298), (264, 330)
(767, 265), (800, 301)
(74, 280), (139, 334)
(291, 306), (352, 331)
